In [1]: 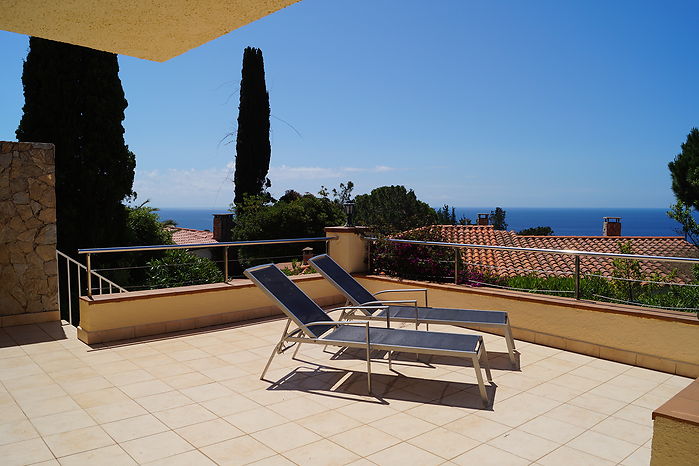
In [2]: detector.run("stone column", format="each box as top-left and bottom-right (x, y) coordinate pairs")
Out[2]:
(324, 226), (370, 274)
(0, 141), (59, 326)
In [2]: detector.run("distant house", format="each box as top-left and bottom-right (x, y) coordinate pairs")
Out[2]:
(411, 222), (698, 283)
(165, 213), (233, 260)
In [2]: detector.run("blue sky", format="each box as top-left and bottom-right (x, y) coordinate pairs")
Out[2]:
(1, 0), (697, 209)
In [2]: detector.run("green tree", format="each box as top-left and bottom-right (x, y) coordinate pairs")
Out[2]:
(435, 204), (471, 225)
(518, 226), (554, 236)
(490, 207), (508, 230)
(668, 128), (699, 246)
(232, 193), (345, 268)
(354, 185), (437, 235)
(16, 37), (136, 255)
(234, 47), (271, 206)
(146, 250), (223, 289)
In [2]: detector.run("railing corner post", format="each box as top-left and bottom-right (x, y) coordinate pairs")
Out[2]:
(86, 253), (92, 298)
(224, 246), (229, 283)
(574, 255), (581, 300)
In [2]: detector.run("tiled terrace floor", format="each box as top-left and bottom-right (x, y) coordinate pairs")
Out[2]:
(0, 319), (692, 465)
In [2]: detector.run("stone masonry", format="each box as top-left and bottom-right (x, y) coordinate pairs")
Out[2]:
(0, 141), (58, 325)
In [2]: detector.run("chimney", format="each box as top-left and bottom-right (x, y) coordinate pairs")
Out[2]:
(213, 213), (234, 242)
(477, 213), (489, 226)
(603, 217), (621, 236)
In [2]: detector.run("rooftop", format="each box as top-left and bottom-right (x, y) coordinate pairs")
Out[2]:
(166, 227), (216, 245)
(0, 317), (690, 465)
(418, 225), (699, 282)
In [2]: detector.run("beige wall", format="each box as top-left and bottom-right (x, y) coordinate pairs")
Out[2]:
(325, 226), (369, 274)
(358, 275), (699, 377)
(78, 274), (344, 344)
(651, 416), (699, 466)
(1, 141), (59, 327)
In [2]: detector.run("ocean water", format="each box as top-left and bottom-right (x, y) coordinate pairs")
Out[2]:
(157, 207), (687, 237)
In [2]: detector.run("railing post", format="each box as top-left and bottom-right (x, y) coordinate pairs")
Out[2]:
(86, 253), (92, 298)
(454, 247), (459, 284)
(224, 246), (229, 283)
(574, 255), (581, 300)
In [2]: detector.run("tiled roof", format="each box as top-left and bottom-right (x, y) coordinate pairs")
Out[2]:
(408, 225), (699, 283)
(166, 227), (216, 245)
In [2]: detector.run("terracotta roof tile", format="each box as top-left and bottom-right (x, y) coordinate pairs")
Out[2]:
(166, 227), (216, 245)
(406, 225), (699, 283)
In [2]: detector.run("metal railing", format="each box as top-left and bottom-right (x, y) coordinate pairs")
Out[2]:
(56, 250), (127, 324)
(366, 237), (699, 312)
(77, 236), (336, 297)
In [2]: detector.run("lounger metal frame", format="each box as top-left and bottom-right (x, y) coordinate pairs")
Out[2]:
(245, 264), (493, 405)
(309, 254), (517, 366)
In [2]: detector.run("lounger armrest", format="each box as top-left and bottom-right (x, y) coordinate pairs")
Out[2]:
(373, 288), (429, 307)
(305, 320), (371, 328)
(362, 299), (417, 306)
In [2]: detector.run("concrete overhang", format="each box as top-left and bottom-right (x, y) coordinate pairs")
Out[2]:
(0, 0), (300, 62)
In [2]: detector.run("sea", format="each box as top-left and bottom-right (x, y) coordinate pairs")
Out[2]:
(157, 207), (689, 237)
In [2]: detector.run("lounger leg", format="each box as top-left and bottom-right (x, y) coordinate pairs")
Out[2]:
(366, 324), (372, 393)
(504, 324), (516, 368)
(261, 341), (281, 380)
(480, 342), (493, 383)
(292, 341), (301, 359)
(387, 351), (392, 370)
(471, 356), (488, 407)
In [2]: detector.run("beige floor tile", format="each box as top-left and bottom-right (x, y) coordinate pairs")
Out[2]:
(153, 403), (217, 429)
(60, 376), (112, 395)
(18, 394), (81, 418)
(247, 454), (296, 465)
(224, 406), (290, 433)
(444, 414), (511, 442)
(587, 381), (648, 403)
(120, 431), (194, 463)
(119, 380), (173, 398)
(526, 381), (580, 403)
(544, 403), (607, 429)
(32, 409), (96, 436)
(43, 425), (114, 458)
(336, 400), (398, 424)
(267, 395), (330, 421)
(135, 389), (194, 413)
(284, 438), (360, 466)
(169, 348), (211, 362)
(407, 427), (480, 460)
(144, 449), (217, 465)
(0, 418), (39, 445)
(199, 365), (250, 382)
(180, 381), (235, 402)
(631, 391), (672, 410)
(10, 383), (67, 404)
(612, 404), (653, 428)
(102, 413), (169, 442)
(591, 416), (653, 446)
(620, 445), (651, 466)
(488, 428), (559, 461)
(518, 415), (586, 444)
(72, 386), (131, 409)
(370, 412), (436, 440)
(146, 362), (195, 378)
(104, 368), (155, 386)
(200, 435), (277, 465)
(404, 396), (472, 423)
(330, 424), (401, 457)
(251, 422), (321, 452)
(58, 444), (137, 465)
(451, 443), (529, 466)
(297, 410), (362, 437)
(567, 430), (639, 463)
(0, 437), (55, 466)
(175, 418), (244, 448)
(567, 391), (628, 415)
(538, 445), (615, 466)
(161, 371), (213, 389)
(368, 442), (444, 466)
(85, 399), (148, 423)
(200, 393), (260, 417)
(547, 373), (600, 392)
(0, 403), (28, 423)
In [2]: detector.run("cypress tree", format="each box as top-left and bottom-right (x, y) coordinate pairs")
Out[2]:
(234, 47), (271, 206)
(16, 37), (136, 255)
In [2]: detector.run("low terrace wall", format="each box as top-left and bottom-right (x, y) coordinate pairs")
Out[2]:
(78, 274), (344, 344)
(358, 275), (699, 378)
(651, 378), (699, 465)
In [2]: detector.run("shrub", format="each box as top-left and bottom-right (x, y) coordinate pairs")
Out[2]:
(146, 250), (223, 289)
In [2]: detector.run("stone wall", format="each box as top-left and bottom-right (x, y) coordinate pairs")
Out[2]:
(0, 141), (59, 326)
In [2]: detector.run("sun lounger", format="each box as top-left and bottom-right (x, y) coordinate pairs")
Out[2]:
(309, 254), (516, 366)
(244, 263), (493, 405)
